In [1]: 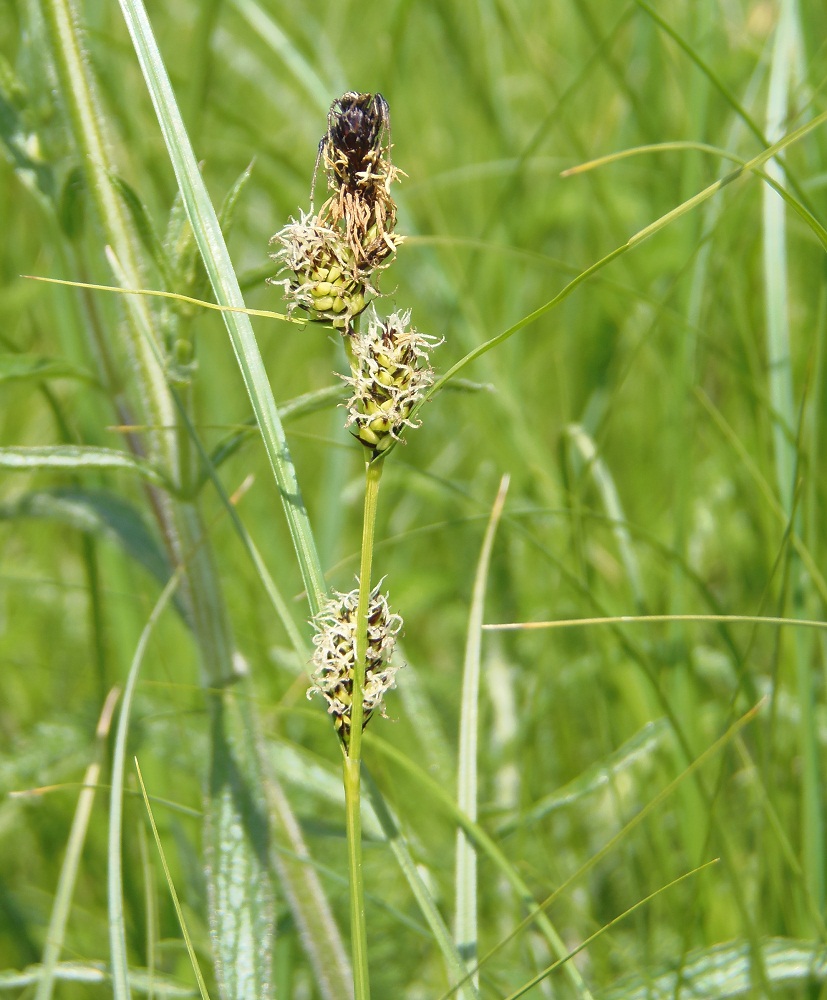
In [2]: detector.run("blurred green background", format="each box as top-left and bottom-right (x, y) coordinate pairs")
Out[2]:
(2, 0), (827, 996)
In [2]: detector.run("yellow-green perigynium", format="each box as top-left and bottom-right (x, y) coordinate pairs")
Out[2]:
(269, 212), (368, 327)
(343, 309), (440, 454)
(307, 581), (403, 747)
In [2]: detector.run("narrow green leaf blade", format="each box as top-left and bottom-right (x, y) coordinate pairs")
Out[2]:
(205, 690), (277, 1000)
(35, 691), (119, 1000)
(0, 961), (198, 996)
(603, 938), (827, 1000)
(363, 769), (480, 1000)
(109, 575), (181, 1000)
(566, 424), (646, 611)
(454, 476), (509, 993)
(494, 719), (670, 836)
(110, 174), (172, 284)
(113, 0), (327, 617)
(262, 764), (353, 1000)
(0, 446), (164, 484)
(0, 487), (172, 591)
(0, 354), (96, 385)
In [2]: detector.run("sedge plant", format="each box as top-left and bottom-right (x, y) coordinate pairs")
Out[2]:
(6, 2), (827, 998)
(270, 91), (440, 999)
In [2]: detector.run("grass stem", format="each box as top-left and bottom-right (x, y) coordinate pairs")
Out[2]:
(343, 456), (384, 999)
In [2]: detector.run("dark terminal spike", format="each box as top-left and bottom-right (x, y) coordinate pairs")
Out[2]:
(325, 92), (390, 186)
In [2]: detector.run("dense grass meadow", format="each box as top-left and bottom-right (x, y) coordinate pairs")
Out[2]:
(3, 0), (827, 997)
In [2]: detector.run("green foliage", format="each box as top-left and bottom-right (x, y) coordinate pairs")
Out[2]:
(2, 0), (827, 997)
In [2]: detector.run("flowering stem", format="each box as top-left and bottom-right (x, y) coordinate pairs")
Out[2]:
(344, 454), (384, 1000)
(350, 456), (383, 755)
(343, 754), (369, 1000)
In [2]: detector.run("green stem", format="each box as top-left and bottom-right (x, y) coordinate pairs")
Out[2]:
(343, 756), (369, 1000)
(344, 455), (384, 1000)
(349, 458), (383, 756)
